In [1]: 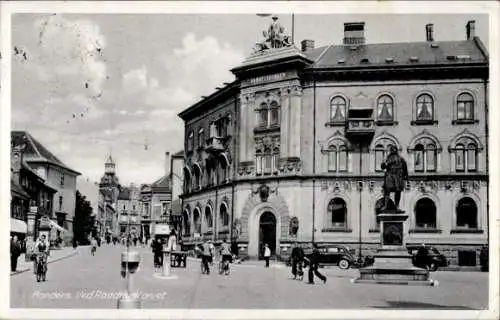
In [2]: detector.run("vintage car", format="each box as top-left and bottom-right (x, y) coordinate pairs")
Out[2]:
(407, 245), (448, 271)
(302, 245), (371, 270)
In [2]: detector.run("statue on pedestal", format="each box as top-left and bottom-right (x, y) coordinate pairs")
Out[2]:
(381, 145), (408, 212)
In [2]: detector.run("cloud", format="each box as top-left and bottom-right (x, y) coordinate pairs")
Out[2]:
(34, 14), (107, 96)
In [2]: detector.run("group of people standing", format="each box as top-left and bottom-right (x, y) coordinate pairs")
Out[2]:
(290, 243), (327, 285)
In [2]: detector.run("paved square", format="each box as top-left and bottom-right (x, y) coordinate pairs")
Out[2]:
(10, 245), (488, 309)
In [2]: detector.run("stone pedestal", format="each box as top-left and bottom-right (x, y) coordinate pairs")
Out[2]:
(354, 211), (436, 286)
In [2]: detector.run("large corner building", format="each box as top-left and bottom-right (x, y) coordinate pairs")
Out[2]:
(177, 19), (488, 267)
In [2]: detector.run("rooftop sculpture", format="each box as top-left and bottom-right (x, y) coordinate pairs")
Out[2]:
(254, 16), (292, 53)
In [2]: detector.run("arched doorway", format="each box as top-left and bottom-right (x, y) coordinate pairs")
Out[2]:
(259, 212), (276, 259)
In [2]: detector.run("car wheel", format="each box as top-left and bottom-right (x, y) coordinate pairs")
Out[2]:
(339, 259), (350, 270)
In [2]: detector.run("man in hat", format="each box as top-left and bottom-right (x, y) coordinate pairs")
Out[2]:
(381, 145), (408, 212)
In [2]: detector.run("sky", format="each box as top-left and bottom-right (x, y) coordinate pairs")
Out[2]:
(10, 13), (489, 188)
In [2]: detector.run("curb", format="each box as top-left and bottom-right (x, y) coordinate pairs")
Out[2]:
(10, 250), (79, 276)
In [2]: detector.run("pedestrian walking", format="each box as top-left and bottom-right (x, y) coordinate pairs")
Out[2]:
(263, 244), (271, 268)
(305, 243), (327, 284)
(152, 239), (163, 270)
(72, 237), (78, 251)
(199, 240), (212, 274)
(290, 242), (304, 280)
(90, 237), (97, 256)
(10, 235), (22, 272)
(208, 240), (215, 265)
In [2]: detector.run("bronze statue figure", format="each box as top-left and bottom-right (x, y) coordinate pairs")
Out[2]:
(381, 145), (408, 212)
(254, 15), (293, 53)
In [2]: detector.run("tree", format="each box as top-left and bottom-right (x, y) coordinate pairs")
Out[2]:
(73, 190), (94, 245)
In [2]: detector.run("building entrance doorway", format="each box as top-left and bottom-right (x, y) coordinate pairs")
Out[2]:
(259, 211), (276, 259)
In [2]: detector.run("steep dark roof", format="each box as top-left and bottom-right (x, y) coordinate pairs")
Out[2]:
(151, 175), (171, 190)
(11, 131), (81, 175)
(117, 187), (131, 200)
(304, 39), (488, 68)
(11, 179), (30, 199)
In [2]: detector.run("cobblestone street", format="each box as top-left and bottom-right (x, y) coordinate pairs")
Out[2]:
(10, 245), (489, 309)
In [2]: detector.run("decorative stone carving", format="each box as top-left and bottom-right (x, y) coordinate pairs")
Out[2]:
(251, 184), (278, 201)
(238, 161), (255, 177)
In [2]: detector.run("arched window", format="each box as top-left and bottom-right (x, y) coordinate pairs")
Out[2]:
(456, 197), (478, 229)
(412, 138), (437, 173)
(193, 208), (201, 234)
(187, 131), (194, 151)
(193, 164), (201, 190)
(255, 150), (263, 175)
(377, 95), (394, 122)
(451, 136), (479, 172)
(327, 143), (349, 172)
(272, 148), (280, 173)
(327, 198), (347, 228)
(414, 198), (437, 229)
(198, 128), (204, 148)
(182, 210), (191, 236)
(330, 96), (346, 122)
(205, 164), (212, 187)
(220, 203), (229, 227)
(183, 168), (192, 194)
(204, 206), (213, 231)
(270, 101), (280, 126)
(219, 155), (228, 183)
(457, 93), (474, 121)
(263, 148), (272, 174)
(416, 94), (434, 121)
(258, 103), (268, 127)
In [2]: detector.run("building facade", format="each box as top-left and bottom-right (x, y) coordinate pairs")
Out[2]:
(178, 19), (488, 267)
(140, 152), (174, 240)
(11, 131), (80, 245)
(117, 184), (141, 239)
(98, 155), (120, 238)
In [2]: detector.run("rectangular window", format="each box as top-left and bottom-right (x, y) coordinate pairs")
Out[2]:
(256, 155), (262, 174)
(375, 150), (384, 172)
(259, 111), (268, 127)
(426, 151), (436, 172)
(338, 150), (347, 172)
(272, 154), (278, 173)
(467, 149), (476, 171)
(144, 203), (150, 216)
(198, 130), (204, 148)
(414, 151), (424, 172)
(60, 174), (65, 187)
(187, 132), (194, 151)
(328, 151), (337, 172)
(264, 155), (272, 174)
(162, 202), (168, 215)
(270, 108), (279, 126)
(456, 150), (465, 171)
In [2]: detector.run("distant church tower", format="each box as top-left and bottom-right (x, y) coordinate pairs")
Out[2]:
(98, 153), (121, 237)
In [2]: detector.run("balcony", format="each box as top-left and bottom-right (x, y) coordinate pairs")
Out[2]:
(205, 136), (225, 154)
(346, 118), (375, 140)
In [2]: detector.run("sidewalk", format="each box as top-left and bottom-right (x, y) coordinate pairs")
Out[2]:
(10, 246), (81, 276)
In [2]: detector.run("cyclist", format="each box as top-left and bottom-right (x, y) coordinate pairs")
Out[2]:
(219, 239), (232, 275)
(33, 235), (49, 275)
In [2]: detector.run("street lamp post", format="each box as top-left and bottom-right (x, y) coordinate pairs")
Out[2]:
(117, 210), (141, 308)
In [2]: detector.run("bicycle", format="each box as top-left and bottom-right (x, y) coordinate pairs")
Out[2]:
(35, 253), (47, 282)
(219, 256), (230, 275)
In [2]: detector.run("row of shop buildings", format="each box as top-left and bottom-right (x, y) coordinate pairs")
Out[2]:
(175, 18), (489, 267)
(10, 131), (80, 247)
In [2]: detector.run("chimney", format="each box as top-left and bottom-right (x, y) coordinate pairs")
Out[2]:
(165, 152), (171, 176)
(301, 39), (315, 52)
(343, 22), (365, 45)
(466, 20), (475, 40)
(426, 23), (434, 42)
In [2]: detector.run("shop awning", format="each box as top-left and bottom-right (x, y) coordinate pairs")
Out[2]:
(11, 218), (27, 233)
(49, 220), (68, 233)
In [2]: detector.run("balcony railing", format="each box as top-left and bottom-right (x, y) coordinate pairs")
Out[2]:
(205, 136), (225, 153)
(346, 118), (375, 139)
